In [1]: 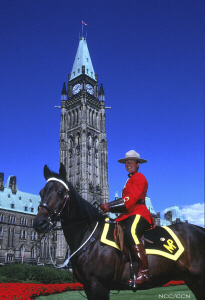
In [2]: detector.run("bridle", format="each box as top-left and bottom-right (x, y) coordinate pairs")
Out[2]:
(37, 177), (100, 269)
(38, 177), (70, 227)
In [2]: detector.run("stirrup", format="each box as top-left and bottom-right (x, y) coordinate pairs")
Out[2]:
(127, 272), (138, 291)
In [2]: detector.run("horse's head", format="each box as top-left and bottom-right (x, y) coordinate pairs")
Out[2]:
(33, 163), (70, 234)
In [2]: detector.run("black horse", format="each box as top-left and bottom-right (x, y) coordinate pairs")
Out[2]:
(33, 164), (205, 300)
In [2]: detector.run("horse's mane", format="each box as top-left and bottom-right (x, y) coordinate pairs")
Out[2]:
(67, 182), (103, 222)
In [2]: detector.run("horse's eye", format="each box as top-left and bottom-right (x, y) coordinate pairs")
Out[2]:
(57, 191), (63, 198)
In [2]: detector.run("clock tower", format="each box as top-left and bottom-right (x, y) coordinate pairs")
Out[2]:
(59, 36), (109, 205)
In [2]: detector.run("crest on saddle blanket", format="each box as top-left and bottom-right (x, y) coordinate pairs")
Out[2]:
(101, 218), (184, 261)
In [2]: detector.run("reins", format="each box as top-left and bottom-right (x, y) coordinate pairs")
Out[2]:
(50, 216), (96, 231)
(48, 221), (99, 269)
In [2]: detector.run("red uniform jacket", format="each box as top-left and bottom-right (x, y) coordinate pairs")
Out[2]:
(115, 172), (154, 224)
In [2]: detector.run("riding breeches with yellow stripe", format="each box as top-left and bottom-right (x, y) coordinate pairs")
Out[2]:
(122, 215), (151, 247)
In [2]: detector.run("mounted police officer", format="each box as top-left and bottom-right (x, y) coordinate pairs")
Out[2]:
(100, 150), (154, 286)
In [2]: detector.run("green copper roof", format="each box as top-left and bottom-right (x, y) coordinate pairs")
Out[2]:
(0, 177), (40, 215)
(70, 37), (96, 81)
(145, 196), (156, 214)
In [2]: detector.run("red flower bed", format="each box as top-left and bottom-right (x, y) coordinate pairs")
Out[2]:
(0, 283), (83, 299)
(0, 281), (184, 299)
(162, 280), (185, 287)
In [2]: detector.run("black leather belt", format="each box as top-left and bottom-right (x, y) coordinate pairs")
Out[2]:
(137, 199), (145, 205)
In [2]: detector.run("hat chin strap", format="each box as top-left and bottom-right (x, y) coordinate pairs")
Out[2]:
(47, 177), (69, 191)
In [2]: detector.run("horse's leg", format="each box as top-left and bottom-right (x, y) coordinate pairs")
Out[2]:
(174, 224), (205, 300)
(84, 280), (110, 300)
(185, 280), (204, 300)
(177, 258), (205, 300)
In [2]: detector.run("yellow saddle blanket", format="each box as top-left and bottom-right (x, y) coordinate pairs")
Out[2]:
(101, 218), (184, 261)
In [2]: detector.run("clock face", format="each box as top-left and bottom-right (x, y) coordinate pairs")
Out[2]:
(72, 83), (81, 95)
(86, 84), (94, 95)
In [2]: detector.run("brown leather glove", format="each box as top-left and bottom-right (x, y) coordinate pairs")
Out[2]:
(100, 203), (110, 213)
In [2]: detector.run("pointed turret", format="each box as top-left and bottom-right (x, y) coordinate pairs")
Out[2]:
(61, 82), (67, 100)
(70, 37), (96, 81)
(99, 83), (105, 101)
(115, 191), (119, 200)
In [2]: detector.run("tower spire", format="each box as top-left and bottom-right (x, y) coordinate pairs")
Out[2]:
(70, 36), (96, 81)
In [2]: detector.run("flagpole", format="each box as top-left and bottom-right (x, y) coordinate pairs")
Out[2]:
(82, 22), (83, 37)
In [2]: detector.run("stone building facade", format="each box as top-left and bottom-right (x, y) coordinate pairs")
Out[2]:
(0, 173), (67, 265)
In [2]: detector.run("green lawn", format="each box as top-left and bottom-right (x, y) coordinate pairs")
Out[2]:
(36, 285), (196, 299)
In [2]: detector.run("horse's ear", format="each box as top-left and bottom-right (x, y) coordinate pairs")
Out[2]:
(59, 163), (67, 181)
(44, 165), (51, 181)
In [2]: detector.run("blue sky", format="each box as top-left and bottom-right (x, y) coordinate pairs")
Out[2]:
(1, 0), (204, 226)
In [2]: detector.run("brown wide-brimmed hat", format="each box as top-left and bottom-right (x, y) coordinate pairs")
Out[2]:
(118, 150), (147, 164)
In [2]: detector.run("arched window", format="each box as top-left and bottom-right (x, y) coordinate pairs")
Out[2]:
(89, 109), (92, 125)
(92, 111), (95, 127)
(68, 112), (71, 128)
(88, 134), (92, 148)
(8, 227), (12, 246)
(20, 229), (26, 240)
(0, 226), (3, 237)
(72, 111), (75, 126)
(94, 138), (99, 149)
(76, 133), (80, 147)
(31, 247), (35, 258)
(40, 237), (48, 258)
(96, 112), (99, 130)
(75, 109), (78, 125)
(34, 232), (38, 241)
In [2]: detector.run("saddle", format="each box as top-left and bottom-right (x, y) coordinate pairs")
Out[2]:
(114, 222), (126, 253)
(114, 221), (155, 252)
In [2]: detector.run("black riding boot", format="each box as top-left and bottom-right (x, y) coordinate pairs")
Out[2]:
(128, 244), (151, 286)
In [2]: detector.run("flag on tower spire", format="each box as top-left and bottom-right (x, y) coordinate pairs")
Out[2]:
(82, 20), (88, 37)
